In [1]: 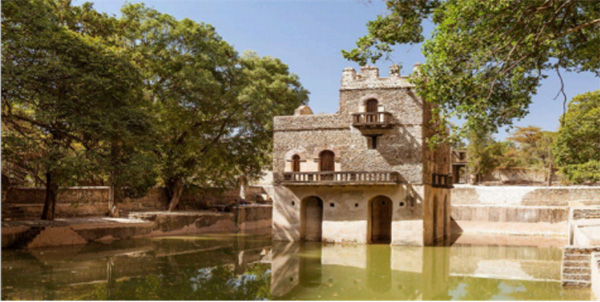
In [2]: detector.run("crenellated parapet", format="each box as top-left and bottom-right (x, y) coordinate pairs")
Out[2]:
(340, 65), (415, 90)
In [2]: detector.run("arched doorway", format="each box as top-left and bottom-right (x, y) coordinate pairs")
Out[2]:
(369, 195), (393, 244)
(301, 196), (323, 242)
(292, 154), (300, 172)
(366, 99), (378, 112)
(366, 99), (378, 123)
(319, 150), (335, 181)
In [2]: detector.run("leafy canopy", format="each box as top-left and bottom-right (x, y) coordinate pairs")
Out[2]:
(119, 4), (309, 208)
(506, 126), (555, 170)
(344, 0), (600, 138)
(553, 90), (600, 184)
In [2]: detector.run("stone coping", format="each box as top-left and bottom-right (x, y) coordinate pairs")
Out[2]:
(2, 217), (152, 228)
(453, 204), (568, 209)
(454, 184), (600, 189)
(455, 220), (568, 237)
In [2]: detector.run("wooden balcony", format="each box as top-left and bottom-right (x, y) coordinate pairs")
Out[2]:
(352, 112), (394, 130)
(281, 171), (402, 186)
(432, 173), (453, 188)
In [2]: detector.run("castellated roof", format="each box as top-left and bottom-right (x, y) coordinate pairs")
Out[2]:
(340, 65), (415, 90)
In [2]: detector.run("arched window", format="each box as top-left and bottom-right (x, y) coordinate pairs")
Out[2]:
(319, 150), (335, 181)
(292, 155), (301, 172)
(319, 150), (335, 172)
(366, 99), (378, 112)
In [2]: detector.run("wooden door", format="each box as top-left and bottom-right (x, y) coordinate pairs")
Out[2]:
(370, 196), (392, 243)
(366, 99), (378, 112)
(319, 150), (334, 180)
(302, 197), (323, 242)
(366, 99), (378, 123)
(292, 155), (300, 172)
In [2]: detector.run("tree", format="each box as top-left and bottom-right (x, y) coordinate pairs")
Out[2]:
(466, 129), (504, 184)
(344, 0), (600, 138)
(507, 126), (556, 185)
(553, 90), (600, 184)
(119, 4), (309, 211)
(1, 0), (154, 219)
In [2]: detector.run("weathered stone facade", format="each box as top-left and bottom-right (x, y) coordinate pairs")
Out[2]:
(271, 66), (451, 246)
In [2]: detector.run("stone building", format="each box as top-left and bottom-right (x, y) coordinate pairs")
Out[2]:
(271, 65), (452, 246)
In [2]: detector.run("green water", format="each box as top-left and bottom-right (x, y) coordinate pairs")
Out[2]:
(1, 233), (592, 300)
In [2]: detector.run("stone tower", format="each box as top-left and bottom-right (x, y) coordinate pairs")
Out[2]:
(271, 65), (451, 246)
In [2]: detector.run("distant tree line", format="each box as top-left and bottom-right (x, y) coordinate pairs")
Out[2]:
(466, 90), (600, 185)
(1, 0), (309, 219)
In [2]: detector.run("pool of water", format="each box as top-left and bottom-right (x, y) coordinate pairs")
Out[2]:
(1, 233), (592, 300)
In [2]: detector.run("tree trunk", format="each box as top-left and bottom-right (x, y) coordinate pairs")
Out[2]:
(108, 137), (120, 217)
(547, 162), (554, 187)
(167, 178), (184, 211)
(41, 171), (58, 220)
(108, 186), (120, 217)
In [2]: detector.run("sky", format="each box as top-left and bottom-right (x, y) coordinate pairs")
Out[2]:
(82, 0), (599, 140)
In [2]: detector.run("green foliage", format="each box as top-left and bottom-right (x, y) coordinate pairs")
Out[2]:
(119, 4), (309, 208)
(553, 90), (600, 183)
(344, 0), (600, 138)
(2, 0), (308, 214)
(1, 0), (157, 218)
(466, 129), (504, 182)
(561, 161), (600, 184)
(506, 126), (556, 170)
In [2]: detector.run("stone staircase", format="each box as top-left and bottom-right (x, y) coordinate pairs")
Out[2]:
(562, 246), (600, 287)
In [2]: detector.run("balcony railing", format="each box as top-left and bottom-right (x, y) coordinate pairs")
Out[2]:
(352, 112), (394, 129)
(282, 171), (402, 185)
(432, 173), (453, 188)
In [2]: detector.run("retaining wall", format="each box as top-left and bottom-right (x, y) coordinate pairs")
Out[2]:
(592, 252), (600, 299)
(451, 185), (600, 238)
(481, 168), (563, 185)
(2, 186), (267, 220)
(2, 205), (273, 248)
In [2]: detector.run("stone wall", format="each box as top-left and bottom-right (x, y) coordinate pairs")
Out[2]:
(271, 184), (450, 246)
(592, 252), (600, 299)
(451, 185), (600, 238)
(273, 66), (445, 185)
(273, 125), (426, 184)
(271, 66), (452, 247)
(2, 185), (268, 220)
(561, 246), (600, 287)
(481, 168), (563, 185)
(2, 205), (273, 248)
(451, 185), (600, 206)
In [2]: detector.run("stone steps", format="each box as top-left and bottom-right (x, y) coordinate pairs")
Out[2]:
(564, 254), (590, 261)
(563, 273), (591, 282)
(562, 247), (597, 287)
(563, 259), (590, 267)
(562, 280), (591, 287)
(563, 267), (591, 274)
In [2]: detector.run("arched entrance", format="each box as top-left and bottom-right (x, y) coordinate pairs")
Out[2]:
(319, 150), (335, 181)
(292, 154), (301, 172)
(366, 99), (378, 112)
(369, 195), (393, 244)
(301, 196), (323, 242)
(366, 99), (378, 123)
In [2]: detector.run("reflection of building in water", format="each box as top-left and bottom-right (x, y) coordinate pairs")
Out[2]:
(271, 65), (452, 246)
(270, 243), (574, 300)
